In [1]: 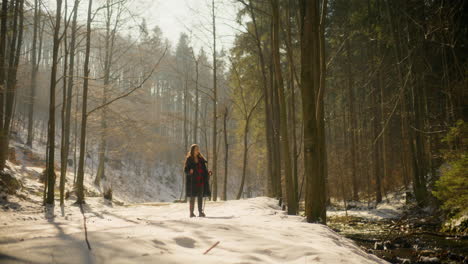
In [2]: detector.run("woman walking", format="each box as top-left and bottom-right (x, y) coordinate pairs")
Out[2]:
(184, 144), (211, 217)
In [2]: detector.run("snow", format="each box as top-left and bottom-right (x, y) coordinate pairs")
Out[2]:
(1, 138), (388, 263)
(105, 163), (181, 203)
(327, 193), (407, 221)
(0, 197), (388, 264)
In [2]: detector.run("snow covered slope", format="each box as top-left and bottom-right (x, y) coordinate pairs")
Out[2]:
(7, 137), (181, 204)
(0, 197), (387, 264)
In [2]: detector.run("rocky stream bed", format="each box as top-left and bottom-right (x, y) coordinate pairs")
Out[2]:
(328, 213), (468, 264)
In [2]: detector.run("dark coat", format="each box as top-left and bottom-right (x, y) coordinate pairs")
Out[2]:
(184, 156), (211, 197)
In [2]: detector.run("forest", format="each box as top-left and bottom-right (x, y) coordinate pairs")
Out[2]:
(0, 0), (466, 263)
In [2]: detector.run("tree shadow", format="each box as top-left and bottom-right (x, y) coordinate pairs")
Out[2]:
(204, 216), (235, 219)
(0, 252), (39, 264)
(100, 210), (140, 224)
(0, 199), (22, 211)
(40, 204), (95, 263)
(72, 201), (107, 220)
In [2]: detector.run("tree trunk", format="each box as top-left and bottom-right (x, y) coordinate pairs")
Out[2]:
(378, 59), (388, 198)
(59, 1), (69, 205)
(211, 0), (218, 201)
(285, 0), (299, 203)
(237, 118), (250, 200)
(270, 61), (283, 200)
(384, 0), (410, 191)
(183, 77), (188, 151)
(0, 0), (6, 82)
(367, 1), (382, 204)
(0, 0), (7, 164)
(76, 0), (93, 204)
(318, 0), (328, 218)
(26, 0), (39, 147)
(222, 107), (228, 200)
(405, 0), (428, 206)
(73, 53), (81, 184)
(0, 0), (22, 171)
(344, 37), (359, 201)
(95, 0), (115, 187)
(95, 131), (106, 186)
(43, 127), (50, 204)
(193, 56), (199, 143)
(245, 0), (276, 198)
(45, 0), (62, 204)
(271, 0), (296, 214)
(61, 0), (78, 194)
(180, 77), (188, 201)
(299, 0), (326, 223)
(8, 0), (24, 153)
(372, 87), (383, 204)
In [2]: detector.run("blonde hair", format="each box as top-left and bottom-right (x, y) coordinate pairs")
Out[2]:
(186, 144), (206, 161)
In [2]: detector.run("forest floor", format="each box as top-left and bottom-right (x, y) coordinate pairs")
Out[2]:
(0, 141), (388, 264)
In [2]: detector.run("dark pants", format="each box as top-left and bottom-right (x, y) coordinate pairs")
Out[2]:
(189, 191), (204, 213)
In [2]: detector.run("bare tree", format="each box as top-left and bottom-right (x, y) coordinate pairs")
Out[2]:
(59, 0), (79, 205)
(0, 0), (24, 171)
(192, 48), (200, 144)
(230, 58), (263, 200)
(26, 0), (41, 147)
(211, 0), (218, 201)
(76, 0), (93, 204)
(245, 0), (279, 198)
(222, 105), (229, 200)
(95, 0), (126, 186)
(0, 2), (7, 154)
(45, 0), (63, 204)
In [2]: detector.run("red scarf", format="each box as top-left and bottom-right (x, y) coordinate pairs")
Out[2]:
(196, 162), (204, 187)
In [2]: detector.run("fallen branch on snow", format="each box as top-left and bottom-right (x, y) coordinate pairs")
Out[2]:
(203, 241), (220, 255)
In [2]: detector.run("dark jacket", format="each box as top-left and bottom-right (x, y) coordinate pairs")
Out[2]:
(184, 155), (211, 197)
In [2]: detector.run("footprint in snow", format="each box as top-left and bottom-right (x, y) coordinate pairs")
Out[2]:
(152, 239), (166, 246)
(174, 236), (196, 248)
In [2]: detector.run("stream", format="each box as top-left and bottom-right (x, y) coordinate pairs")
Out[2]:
(328, 214), (468, 263)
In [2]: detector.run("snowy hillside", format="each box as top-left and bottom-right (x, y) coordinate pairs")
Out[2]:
(0, 196), (387, 264)
(7, 135), (182, 204)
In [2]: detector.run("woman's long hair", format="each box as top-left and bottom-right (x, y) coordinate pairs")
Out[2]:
(185, 144), (206, 163)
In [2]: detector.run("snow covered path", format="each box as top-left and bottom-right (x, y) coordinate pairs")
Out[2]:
(0, 197), (387, 264)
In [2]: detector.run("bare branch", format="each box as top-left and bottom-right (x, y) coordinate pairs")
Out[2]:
(86, 45), (168, 117)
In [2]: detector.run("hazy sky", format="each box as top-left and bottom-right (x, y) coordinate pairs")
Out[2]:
(135, 0), (241, 51)
(43, 0), (242, 52)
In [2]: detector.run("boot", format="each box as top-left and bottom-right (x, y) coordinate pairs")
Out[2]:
(190, 197), (196, 218)
(197, 195), (205, 217)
